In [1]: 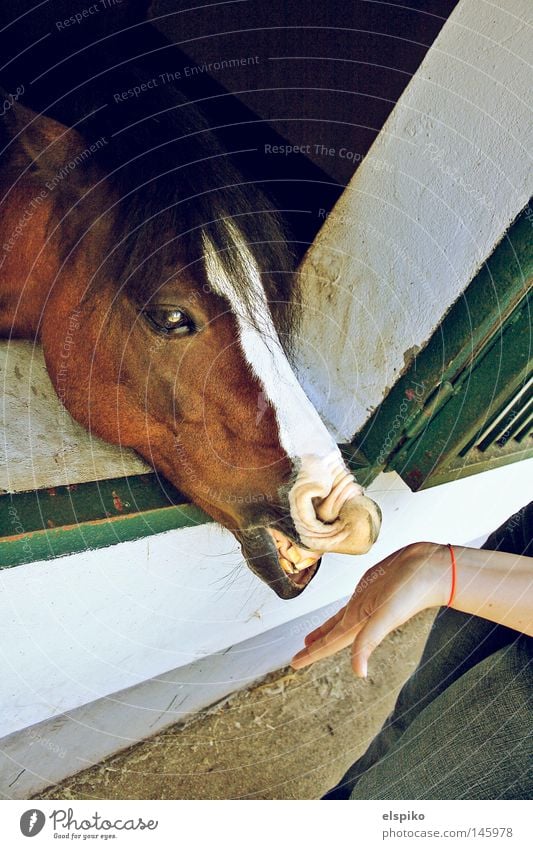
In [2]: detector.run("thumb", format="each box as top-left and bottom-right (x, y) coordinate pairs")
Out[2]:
(350, 607), (397, 678)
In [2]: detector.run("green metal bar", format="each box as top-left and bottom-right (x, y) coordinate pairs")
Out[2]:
(0, 473), (211, 569)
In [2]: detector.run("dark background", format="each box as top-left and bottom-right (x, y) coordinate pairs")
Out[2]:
(0, 0), (458, 254)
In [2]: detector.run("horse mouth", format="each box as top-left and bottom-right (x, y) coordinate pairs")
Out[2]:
(268, 527), (321, 590)
(236, 526), (321, 599)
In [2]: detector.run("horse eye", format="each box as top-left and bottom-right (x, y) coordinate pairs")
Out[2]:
(143, 306), (196, 336)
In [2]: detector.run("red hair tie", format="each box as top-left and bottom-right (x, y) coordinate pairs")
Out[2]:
(447, 544), (457, 607)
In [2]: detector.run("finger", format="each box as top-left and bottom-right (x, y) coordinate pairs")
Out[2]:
(291, 620), (362, 669)
(350, 608), (400, 678)
(304, 607), (346, 646)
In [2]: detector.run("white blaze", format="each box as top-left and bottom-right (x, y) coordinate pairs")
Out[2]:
(202, 225), (370, 548)
(202, 227), (338, 462)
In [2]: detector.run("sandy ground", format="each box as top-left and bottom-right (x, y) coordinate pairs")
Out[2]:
(36, 611), (435, 800)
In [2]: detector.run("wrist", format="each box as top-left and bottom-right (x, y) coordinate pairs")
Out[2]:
(412, 541), (454, 608)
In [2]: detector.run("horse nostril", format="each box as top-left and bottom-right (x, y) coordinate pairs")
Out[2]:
(314, 473), (363, 525)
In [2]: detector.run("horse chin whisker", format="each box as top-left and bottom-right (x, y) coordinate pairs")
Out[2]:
(201, 546), (241, 558)
(210, 561), (246, 595)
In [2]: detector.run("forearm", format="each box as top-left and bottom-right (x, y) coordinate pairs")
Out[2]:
(291, 540), (533, 673)
(432, 544), (533, 636)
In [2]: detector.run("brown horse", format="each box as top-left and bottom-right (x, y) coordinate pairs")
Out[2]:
(0, 77), (381, 598)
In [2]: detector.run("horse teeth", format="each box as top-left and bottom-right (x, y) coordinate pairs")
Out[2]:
(284, 545), (303, 566)
(274, 534), (316, 575)
(295, 558), (315, 572)
(280, 556), (296, 574)
(285, 544), (302, 565)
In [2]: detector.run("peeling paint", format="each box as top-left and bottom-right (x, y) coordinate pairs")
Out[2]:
(403, 345), (421, 370)
(112, 491), (125, 513)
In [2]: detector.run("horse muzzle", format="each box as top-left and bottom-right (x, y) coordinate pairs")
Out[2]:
(288, 456), (382, 555)
(233, 454), (382, 599)
(235, 494), (381, 600)
(296, 493), (382, 555)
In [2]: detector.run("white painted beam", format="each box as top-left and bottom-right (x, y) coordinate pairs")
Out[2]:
(295, 0), (533, 440)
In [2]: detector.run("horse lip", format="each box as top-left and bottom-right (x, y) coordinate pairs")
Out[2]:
(236, 527), (321, 599)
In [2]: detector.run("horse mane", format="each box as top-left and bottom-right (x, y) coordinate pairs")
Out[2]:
(2, 69), (297, 344)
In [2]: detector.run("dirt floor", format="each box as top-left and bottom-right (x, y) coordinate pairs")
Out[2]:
(36, 611), (435, 800)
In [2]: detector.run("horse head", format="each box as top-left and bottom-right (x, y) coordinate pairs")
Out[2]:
(0, 80), (381, 598)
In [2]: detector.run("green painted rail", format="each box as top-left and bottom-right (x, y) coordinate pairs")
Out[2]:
(0, 474), (211, 569)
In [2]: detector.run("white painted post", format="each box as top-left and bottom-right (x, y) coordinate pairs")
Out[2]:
(295, 0), (532, 441)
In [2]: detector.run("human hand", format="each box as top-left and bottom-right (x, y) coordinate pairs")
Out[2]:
(291, 542), (451, 677)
